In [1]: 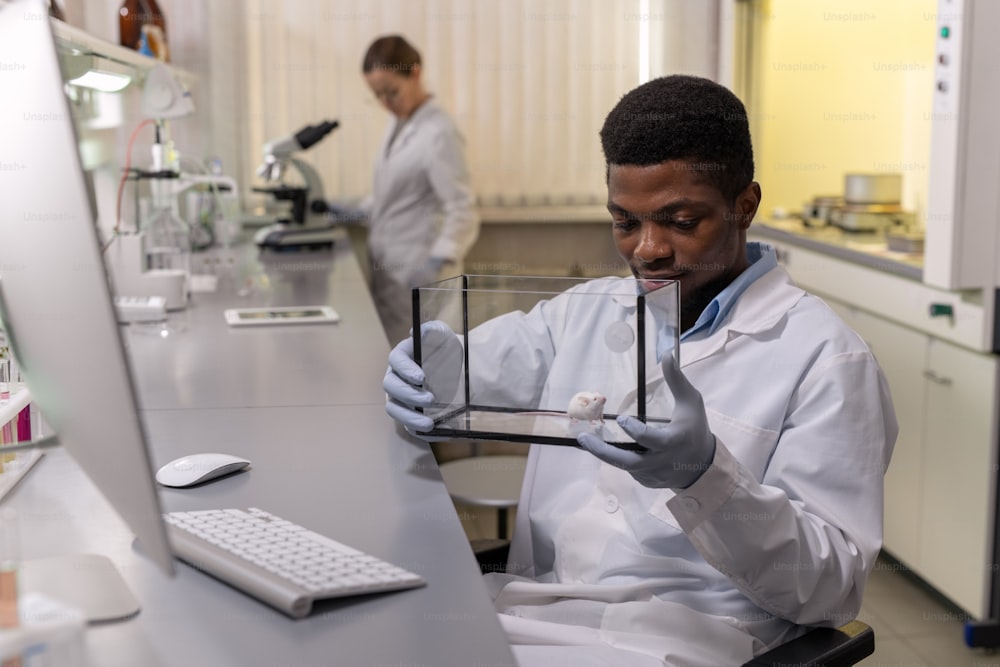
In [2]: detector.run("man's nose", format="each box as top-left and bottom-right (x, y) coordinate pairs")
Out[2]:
(634, 225), (672, 264)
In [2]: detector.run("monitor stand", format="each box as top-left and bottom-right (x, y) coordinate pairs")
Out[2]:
(20, 554), (140, 623)
(0, 439), (142, 624)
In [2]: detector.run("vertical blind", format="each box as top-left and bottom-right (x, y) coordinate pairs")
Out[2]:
(203, 0), (720, 209)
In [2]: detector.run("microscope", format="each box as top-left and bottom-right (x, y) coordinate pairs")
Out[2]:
(252, 120), (341, 250)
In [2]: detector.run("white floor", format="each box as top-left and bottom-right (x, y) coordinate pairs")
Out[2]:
(450, 497), (1000, 666)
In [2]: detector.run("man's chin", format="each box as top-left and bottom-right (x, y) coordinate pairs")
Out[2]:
(633, 274), (683, 294)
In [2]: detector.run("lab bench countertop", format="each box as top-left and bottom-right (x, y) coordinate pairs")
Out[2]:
(127, 239), (389, 411)
(7, 237), (517, 667)
(751, 218), (924, 281)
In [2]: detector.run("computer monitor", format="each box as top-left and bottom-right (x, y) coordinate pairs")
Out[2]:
(0, 0), (175, 583)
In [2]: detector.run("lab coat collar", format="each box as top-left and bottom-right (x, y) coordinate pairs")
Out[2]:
(386, 96), (439, 155)
(681, 264), (804, 367)
(721, 263), (804, 335)
(602, 266), (802, 412)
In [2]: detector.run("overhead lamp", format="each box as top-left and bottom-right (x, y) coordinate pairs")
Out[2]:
(59, 52), (133, 92)
(67, 69), (132, 92)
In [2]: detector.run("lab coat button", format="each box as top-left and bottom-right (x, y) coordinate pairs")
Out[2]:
(604, 495), (620, 513)
(679, 496), (700, 513)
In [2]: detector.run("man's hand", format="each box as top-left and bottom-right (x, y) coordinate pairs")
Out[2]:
(577, 355), (716, 489)
(383, 320), (463, 438)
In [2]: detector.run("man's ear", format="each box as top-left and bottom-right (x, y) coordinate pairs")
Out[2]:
(735, 182), (761, 230)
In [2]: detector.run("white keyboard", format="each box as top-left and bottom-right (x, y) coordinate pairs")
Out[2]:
(164, 508), (425, 618)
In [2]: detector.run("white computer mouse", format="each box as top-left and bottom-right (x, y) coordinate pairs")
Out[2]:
(155, 452), (251, 488)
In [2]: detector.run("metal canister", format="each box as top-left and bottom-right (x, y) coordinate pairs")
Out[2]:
(844, 173), (903, 205)
(802, 195), (843, 228)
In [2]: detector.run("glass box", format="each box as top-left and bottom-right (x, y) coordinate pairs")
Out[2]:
(412, 275), (680, 449)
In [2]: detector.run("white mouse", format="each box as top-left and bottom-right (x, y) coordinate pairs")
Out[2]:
(517, 391), (608, 424)
(566, 391), (607, 423)
(155, 453), (251, 488)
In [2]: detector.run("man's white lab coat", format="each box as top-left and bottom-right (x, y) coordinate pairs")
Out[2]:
(465, 259), (897, 666)
(361, 98), (479, 344)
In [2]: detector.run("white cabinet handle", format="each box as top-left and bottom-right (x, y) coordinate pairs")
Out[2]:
(923, 370), (953, 386)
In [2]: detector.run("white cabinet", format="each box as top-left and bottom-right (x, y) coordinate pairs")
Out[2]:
(757, 233), (1000, 618)
(827, 301), (999, 617)
(920, 338), (998, 617)
(827, 304), (927, 570)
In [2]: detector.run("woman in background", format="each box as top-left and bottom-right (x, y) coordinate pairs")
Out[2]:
(358, 35), (479, 345)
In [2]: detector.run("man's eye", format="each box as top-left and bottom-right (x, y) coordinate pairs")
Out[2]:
(672, 218), (700, 230)
(612, 218), (637, 231)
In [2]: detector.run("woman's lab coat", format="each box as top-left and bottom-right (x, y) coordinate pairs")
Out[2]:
(361, 98), (479, 344)
(465, 260), (897, 666)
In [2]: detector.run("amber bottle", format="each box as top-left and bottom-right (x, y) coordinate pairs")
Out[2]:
(119, 0), (169, 61)
(118, 0), (144, 50)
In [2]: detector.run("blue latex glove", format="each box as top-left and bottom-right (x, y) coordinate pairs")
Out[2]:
(383, 320), (464, 438)
(577, 355), (716, 489)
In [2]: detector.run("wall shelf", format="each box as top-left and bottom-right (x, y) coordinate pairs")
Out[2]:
(51, 18), (194, 87)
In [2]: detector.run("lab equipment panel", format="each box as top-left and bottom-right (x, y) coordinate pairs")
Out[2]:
(411, 274), (679, 449)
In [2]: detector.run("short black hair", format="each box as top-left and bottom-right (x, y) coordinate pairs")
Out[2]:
(362, 35), (421, 77)
(599, 75), (754, 202)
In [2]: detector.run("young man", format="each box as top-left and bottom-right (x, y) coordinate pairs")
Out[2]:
(384, 75), (897, 666)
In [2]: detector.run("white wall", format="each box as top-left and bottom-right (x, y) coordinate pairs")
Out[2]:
(747, 0), (936, 222)
(60, 0), (723, 214)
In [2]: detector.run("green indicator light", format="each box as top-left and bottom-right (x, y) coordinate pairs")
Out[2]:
(929, 303), (954, 318)
(941, 26), (951, 38)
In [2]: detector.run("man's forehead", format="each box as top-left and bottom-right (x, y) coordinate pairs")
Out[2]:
(607, 162), (725, 198)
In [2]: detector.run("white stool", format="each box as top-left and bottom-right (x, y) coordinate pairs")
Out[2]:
(438, 454), (527, 540)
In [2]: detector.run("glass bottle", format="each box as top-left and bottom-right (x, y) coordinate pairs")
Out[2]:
(143, 180), (191, 289)
(48, 0), (66, 21)
(118, 0), (145, 50)
(144, 208), (190, 273)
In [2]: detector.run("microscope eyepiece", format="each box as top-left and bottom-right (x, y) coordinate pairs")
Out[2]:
(294, 120), (339, 151)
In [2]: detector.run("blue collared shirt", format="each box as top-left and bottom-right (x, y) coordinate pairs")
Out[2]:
(681, 241), (778, 341)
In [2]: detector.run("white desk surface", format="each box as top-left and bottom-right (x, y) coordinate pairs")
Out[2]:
(128, 242), (389, 410)
(6, 237), (516, 666)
